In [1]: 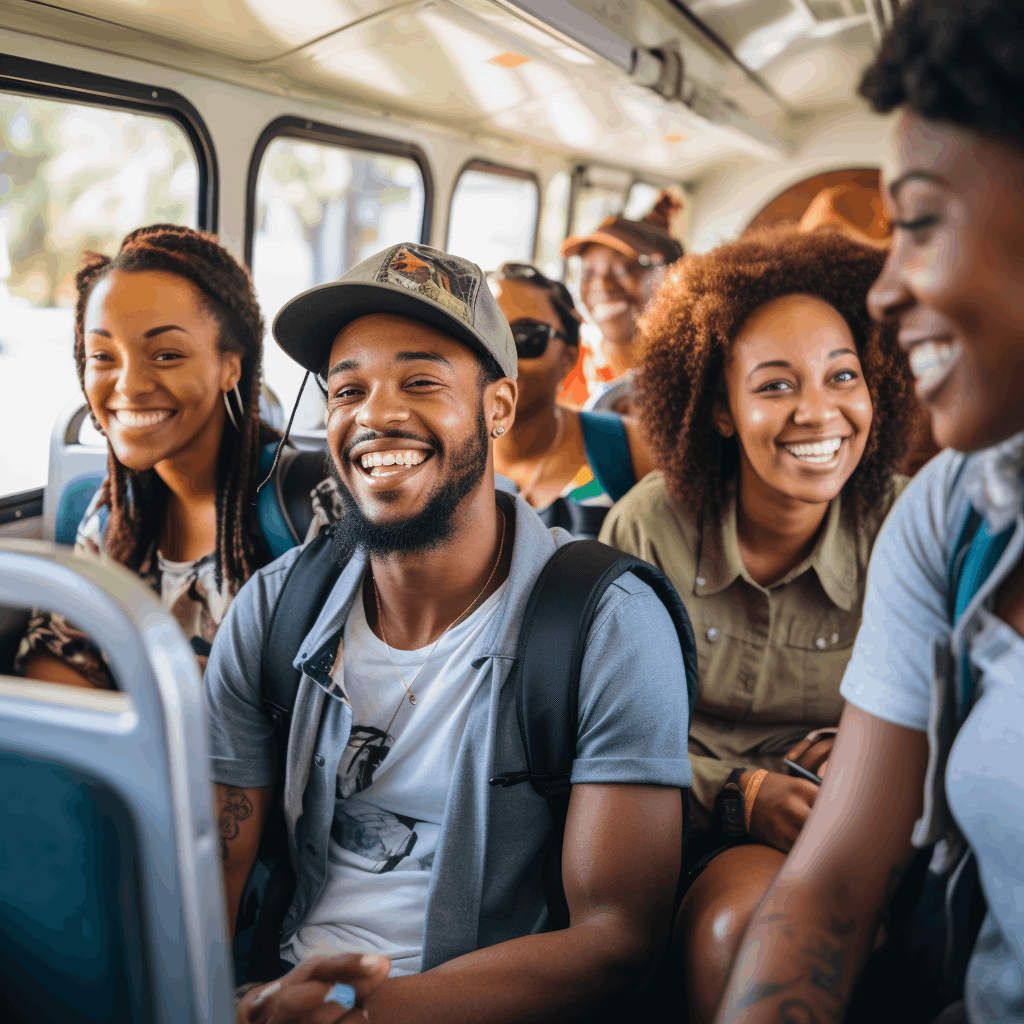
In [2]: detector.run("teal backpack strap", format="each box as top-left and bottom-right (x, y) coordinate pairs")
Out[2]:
(578, 410), (635, 503)
(950, 507), (1014, 713)
(257, 442), (299, 561)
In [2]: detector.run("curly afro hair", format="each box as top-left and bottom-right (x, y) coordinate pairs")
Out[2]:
(634, 227), (919, 521)
(859, 0), (1024, 146)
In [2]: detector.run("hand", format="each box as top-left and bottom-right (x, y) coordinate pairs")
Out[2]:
(739, 771), (820, 853)
(237, 954), (391, 1024)
(785, 733), (835, 776)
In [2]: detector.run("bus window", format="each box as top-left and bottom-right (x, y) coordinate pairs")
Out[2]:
(0, 92), (200, 499)
(535, 169), (572, 280)
(569, 165), (630, 239)
(446, 162), (539, 272)
(623, 181), (663, 221)
(251, 136), (426, 431)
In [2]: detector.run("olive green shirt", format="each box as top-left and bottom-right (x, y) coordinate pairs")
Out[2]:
(600, 471), (908, 833)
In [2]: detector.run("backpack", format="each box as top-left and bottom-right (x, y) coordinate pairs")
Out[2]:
(233, 527), (698, 983)
(846, 506), (1015, 1024)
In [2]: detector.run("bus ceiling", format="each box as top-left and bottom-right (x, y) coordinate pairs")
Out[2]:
(13, 0), (908, 176)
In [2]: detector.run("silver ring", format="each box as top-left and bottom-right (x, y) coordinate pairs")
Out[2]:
(323, 982), (356, 1010)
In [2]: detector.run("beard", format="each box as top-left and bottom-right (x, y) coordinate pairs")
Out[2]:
(328, 404), (490, 562)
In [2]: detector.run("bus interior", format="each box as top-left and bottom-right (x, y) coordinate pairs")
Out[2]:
(1, 0), (908, 1020)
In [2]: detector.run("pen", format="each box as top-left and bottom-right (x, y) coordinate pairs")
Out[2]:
(784, 759), (822, 786)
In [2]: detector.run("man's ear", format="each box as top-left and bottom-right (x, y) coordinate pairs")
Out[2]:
(712, 394), (735, 438)
(487, 378), (517, 436)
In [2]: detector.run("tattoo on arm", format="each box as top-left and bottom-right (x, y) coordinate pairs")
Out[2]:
(723, 914), (857, 1024)
(218, 787), (253, 860)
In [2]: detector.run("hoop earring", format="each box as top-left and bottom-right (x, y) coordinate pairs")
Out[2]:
(223, 385), (244, 431)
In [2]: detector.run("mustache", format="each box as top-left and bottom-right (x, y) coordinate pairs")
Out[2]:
(342, 429), (442, 462)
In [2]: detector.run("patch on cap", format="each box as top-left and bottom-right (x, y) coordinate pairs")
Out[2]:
(376, 243), (481, 327)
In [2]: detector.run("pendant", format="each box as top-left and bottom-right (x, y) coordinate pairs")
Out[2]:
(409, 694), (417, 705)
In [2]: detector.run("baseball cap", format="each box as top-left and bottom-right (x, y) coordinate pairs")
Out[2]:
(272, 242), (518, 380)
(560, 190), (684, 266)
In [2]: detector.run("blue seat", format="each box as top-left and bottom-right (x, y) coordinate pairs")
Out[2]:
(0, 540), (235, 1023)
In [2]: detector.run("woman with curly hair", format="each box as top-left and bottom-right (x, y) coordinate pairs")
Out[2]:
(16, 224), (293, 688)
(716, 2), (1024, 1023)
(600, 226), (918, 1022)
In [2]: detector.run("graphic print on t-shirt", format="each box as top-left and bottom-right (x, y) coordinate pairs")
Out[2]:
(335, 724), (432, 873)
(338, 725), (394, 798)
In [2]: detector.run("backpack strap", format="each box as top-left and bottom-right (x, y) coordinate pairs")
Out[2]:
(948, 507), (1014, 712)
(259, 529), (344, 723)
(578, 411), (636, 503)
(490, 539), (698, 928)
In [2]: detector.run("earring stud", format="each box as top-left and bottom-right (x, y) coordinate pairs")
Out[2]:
(493, 426), (505, 437)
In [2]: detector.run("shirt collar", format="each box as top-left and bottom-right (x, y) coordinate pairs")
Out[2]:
(963, 429), (1024, 534)
(695, 483), (858, 611)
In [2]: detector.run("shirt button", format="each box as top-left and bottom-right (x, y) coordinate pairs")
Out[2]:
(815, 637), (827, 649)
(314, 754), (325, 768)
(705, 627), (720, 642)
(696, 576), (706, 586)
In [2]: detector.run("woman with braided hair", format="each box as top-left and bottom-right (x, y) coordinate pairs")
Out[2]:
(16, 223), (283, 688)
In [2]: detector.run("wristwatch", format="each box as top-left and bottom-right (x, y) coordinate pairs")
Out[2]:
(718, 767), (746, 838)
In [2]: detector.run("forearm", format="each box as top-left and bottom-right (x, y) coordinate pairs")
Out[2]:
(715, 876), (879, 1024)
(364, 913), (657, 1024)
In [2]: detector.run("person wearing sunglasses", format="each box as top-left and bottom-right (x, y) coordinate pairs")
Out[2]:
(488, 262), (654, 535)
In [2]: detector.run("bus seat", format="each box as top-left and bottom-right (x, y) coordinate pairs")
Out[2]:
(0, 540), (234, 1023)
(44, 386), (286, 545)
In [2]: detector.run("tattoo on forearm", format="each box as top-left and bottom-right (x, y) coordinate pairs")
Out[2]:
(723, 913), (856, 1024)
(218, 787), (253, 860)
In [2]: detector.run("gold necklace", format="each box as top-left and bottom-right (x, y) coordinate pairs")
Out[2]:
(372, 509), (507, 707)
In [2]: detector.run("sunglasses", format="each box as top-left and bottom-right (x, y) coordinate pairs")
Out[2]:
(512, 321), (566, 359)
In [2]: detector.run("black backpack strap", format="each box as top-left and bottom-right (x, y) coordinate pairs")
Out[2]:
(242, 529), (345, 982)
(490, 539), (697, 928)
(260, 528), (343, 724)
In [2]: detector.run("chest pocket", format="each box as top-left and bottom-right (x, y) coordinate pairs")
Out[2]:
(782, 614), (858, 721)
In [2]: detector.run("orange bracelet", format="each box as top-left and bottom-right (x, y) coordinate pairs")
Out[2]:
(744, 769), (769, 834)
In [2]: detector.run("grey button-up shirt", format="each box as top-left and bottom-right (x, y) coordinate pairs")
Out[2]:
(204, 493), (691, 971)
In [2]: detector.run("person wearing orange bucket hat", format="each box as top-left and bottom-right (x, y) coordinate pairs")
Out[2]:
(560, 190), (684, 413)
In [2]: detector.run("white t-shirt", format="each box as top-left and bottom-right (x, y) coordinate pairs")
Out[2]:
(282, 579), (508, 976)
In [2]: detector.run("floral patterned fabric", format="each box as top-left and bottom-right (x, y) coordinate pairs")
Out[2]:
(17, 488), (239, 689)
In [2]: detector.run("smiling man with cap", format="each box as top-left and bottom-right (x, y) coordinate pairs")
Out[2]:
(203, 241), (691, 1024)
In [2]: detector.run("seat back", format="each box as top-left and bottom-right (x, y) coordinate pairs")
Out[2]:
(0, 540), (234, 1023)
(44, 386), (286, 544)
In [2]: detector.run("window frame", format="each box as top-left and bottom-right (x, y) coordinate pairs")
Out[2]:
(0, 54), (218, 506)
(444, 158), (541, 263)
(567, 163), (631, 237)
(0, 53), (219, 230)
(243, 115), (435, 267)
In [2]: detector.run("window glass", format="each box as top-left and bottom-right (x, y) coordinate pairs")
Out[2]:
(571, 180), (626, 239)
(535, 169), (571, 280)
(623, 181), (662, 221)
(446, 167), (538, 273)
(252, 137), (426, 431)
(0, 92), (200, 498)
